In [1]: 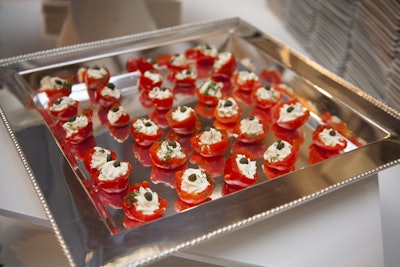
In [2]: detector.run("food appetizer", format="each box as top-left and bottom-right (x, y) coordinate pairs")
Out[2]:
(195, 79), (223, 106)
(190, 127), (230, 157)
(83, 146), (117, 176)
(224, 153), (258, 188)
(78, 66), (110, 90)
(185, 43), (218, 77)
(95, 83), (121, 107)
(93, 160), (131, 193)
(175, 168), (215, 205)
(48, 96), (79, 122)
(39, 76), (72, 100)
(234, 116), (268, 144)
(62, 109), (93, 144)
(273, 100), (310, 130)
(212, 52), (237, 79)
(214, 97), (242, 124)
(312, 125), (347, 152)
(131, 118), (163, 146)
(263, 140), (299, 172)
(172, 68), (197, 88)
(122, 181), (168, 222)
(138, 70), (163, 92)
(233, 70), (260, 92)
(148, 86), (174, 110)
(107, 104), (130, 127)
(166, 105), (200, 135)
(253, 84), (283, 109)
(149, 140), (188, 169)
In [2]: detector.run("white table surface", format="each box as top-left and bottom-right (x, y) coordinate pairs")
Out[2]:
(1, 1), (399, 266)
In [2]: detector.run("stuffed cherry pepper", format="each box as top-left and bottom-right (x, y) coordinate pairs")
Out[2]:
(196, 79), (223, 106)
(233, 71), (261, 92)
(253, 84), (283, 109)
(48, 96), (79, 121)
(190, 127), (229, 157)
(273, 100), (310, 130)
(166, 54), (190, 74)
(95, 83), (121, 107)
(263, 140), (299, 171)
(83, 146), (117, 176)
(312, 125), (347, 152)
(62, 109), (93, 144)
(234, 116), (268, 144)
(173, 68), (197, 88)
(149, 140), (188, 169)
(212, 52), (237, 79)
(148, 86), (174, 110)
(175, 168), (215, 205)
(39, 76), (72, 100)
(138, 70), (163, 92)
(122, 181), (168, 222)
(125, 56), (157, 73)
(93, 160), (131, 193)
(185, 43), (218, 77)
(214, 97), (242, 124)
(166, 105), (200, 135)
(83, 66), (111, 90)
(107, 104), (130, 127)
(224, 153), (258, 188)
(131, 118), (163, 146)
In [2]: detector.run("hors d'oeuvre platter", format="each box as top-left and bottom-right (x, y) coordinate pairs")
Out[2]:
(0, 18), (399, 267)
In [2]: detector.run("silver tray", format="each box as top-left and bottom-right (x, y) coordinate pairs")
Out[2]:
(0, 18), (399, 266)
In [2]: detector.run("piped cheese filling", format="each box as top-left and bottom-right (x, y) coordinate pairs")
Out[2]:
(133, 118), (159, 135)
(181, 168), (210, 194)
(50, 97), (76, 111)
(235, 154), (257, 179)
(134, 187), (160, 215)
(97, 160), (129, 181)
(264, 140), (292, 163)
(278, 102), (307, 123)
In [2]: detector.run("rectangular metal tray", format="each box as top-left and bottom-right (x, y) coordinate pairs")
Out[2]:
(0, 18), (399, 266)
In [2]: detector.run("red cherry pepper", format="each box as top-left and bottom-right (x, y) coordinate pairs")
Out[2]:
(166, 106), (200, 135)
(175, 168), (215, 205)
(149, 140), (188, 169)
(273, 100), (310, 130)
(92, 160), (131, 194)
(224, 153), (258, 188)
(122, 181), (168, 222)
(190, 127), (230, 157)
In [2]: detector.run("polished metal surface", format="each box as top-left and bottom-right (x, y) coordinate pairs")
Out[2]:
(0, 18), (399, 266)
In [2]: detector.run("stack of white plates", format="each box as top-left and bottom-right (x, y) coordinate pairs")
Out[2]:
(269, 0), (400, 110)
(343, 0), (400, 108)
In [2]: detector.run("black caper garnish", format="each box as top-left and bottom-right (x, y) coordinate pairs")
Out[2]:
(168, 141), (177, 148)
(55, 79), (62, 85)
(249, 116), (255, 121)
(264, 85), (271, 90)
(68, 116), (77, 122)
(144, 192), (153, 201)
(205, 126), (211, 132)
(106, 154), (113, 162)
(188, 173), (197, 182)
(239, 157), (249, 164)
(224, 99), (233, 107)
(113, 160), (121, 167)
(276, 140), (285, 150)
(93, 66), (100, 70)
(55, 98), (62, 105)
(329, 129), (336, 136)
(107, 83), (115, 89)
(144, 121), (152, 127)
(180, 106), (187, 112)
(286, 106), (295, 113)
(112, 107), (119, 112)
